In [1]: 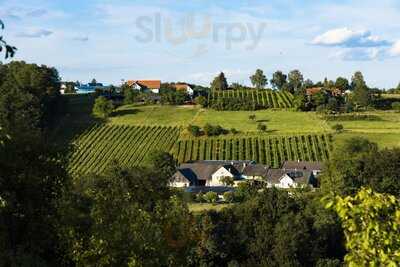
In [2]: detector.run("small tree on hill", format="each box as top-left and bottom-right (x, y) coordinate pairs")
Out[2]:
(250, 69), (267, 89)
(249, 114), (256, 121)
(92, 96), (114, 119)
(211, 72), (228, 91)
(331, 123), (344, 133)
(257, 123), (267, 132)
(187, 124), (201, 137)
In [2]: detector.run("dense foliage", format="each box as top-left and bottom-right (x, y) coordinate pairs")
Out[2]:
(326, 188), (400, 266)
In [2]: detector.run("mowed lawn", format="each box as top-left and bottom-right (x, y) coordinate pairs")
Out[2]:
(110, 105), (199, 126)
(326, 111), (400, 134)
(193, 109), (330, 134)
(110, 105), (330, 134)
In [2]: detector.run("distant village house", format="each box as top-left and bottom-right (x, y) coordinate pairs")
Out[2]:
(126, 80), (161, 94)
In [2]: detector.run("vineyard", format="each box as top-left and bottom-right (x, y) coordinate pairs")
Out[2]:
(208, 89), (294, 109)
(69, 125), (180, 175)
(68, 122), (332, 175)
(171, 134), (332, 168)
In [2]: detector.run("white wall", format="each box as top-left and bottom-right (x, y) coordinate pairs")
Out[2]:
(209, 167), (233, 186)
(170, 181), (189, 188)
(276, 175), (297, 189)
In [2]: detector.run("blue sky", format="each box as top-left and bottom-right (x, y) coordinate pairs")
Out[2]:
(1, 0), (400, 88)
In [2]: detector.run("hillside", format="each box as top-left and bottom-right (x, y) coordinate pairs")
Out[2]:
(63, 97), (400, 175)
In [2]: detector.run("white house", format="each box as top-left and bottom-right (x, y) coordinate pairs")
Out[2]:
(126, 80), (161, 94)
(174, 83), (194, 96)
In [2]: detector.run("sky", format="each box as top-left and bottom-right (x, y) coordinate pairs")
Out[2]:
(1, 0), (400, 88)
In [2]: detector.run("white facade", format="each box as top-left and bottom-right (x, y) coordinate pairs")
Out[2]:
(276, 174), (297, 189)
(208, 167), (234, 186)
(150, 88), (159, 94)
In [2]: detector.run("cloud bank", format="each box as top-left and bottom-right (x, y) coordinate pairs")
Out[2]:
(16, 29), (53, 38)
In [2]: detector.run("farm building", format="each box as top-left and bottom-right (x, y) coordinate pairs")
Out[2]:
(126, 80), (161, 93)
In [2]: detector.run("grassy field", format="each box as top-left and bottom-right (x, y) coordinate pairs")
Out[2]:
(109, 105), (330, 134)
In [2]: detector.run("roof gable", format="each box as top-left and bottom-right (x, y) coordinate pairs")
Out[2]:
(126, 80), (161, 89)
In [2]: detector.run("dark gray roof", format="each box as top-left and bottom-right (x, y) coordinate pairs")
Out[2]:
(242, 164), (269, 177)
(266, 169), (316, 185)
(282, 161), (324, 171)
(173, 160), (256, 183)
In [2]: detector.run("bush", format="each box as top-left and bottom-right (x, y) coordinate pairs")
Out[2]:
(331, 123), (344, 133)
(249, 114), (256, 121)
(223, 191), (234, 203)
(203, 192), (218, 203)
(196, 192), (204, 203)
(257, 123), (267, 132)
(230, 128), (239, 135)
(203, 123), (227, 136)
(187, 124), (201, 137)
(220, 176), (234, 187)
(391, 102), (400, 112)
(195, 96), (207, 107)
(92, 96), (114, 119)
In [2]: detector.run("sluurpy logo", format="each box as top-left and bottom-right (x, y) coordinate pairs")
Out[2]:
(134, 13), (267, 59)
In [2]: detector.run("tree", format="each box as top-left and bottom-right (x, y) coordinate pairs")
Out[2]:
(250, 69), (267, 89)
(335, 77), (349, 92)
(92, 96), (114, 119)
(270, 71), (287, 90)
(145, 150), (177, 178)
(122, 84), (139, 104)
(391, 102), (400, 112)
(257, 123), (267, 132)
(60, 165), (195, 266)
(203, 192), (218, 203)
(331, 123), (344, 133)
(223, 192), (234, 203)
(288, 70), (304, 93)
(0, 20), (17, 59)
(211, 72), (228, 91)
(248, 114), (256, 121)
(351, 71), (370, 108)
(325, 188), (400, 266)
(0, 139), (69, 266)
(90, 78), (97, 85)
(195, 95), (207, 107)
(220, 176), (235, 187)
(350, 71), (366, 91)
(0, 61), (64, 140)
(187, 124), (201, 137)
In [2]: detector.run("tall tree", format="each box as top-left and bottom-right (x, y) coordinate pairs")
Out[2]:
(270, 71), (287, 90)
(335, 77), (350, 92)
(250, 69), (267, 89)
(288, 70), (304, 94)
(210, 72), (228, 91)
(351, 71), (370, 107)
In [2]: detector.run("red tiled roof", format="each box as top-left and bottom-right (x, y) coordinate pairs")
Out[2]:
(306, 87), (322, 95)
(126, 80), (161, 89)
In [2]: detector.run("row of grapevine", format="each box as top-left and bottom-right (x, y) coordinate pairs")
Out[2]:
(69, 125), (180, 175)
(208, 89), (294, 109)
(171, 134), (332, 168)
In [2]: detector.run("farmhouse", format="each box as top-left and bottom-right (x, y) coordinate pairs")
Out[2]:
(171, 160), (323, 189)
(174, 83), (194, 96)
(126, 80), (161, 94)
(306, 87), (343, 97)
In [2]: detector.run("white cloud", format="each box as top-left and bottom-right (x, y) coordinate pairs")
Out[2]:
(389, 40), (400, 56)
(312, 27), (391, 47)
(332, 48), (386, 61)
(16, 29), (53, 38)
(72, 36), (89, 42)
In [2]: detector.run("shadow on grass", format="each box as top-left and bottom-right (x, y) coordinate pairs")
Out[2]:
(111, 108), (141, 117)
(256, 119), (269, 123)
